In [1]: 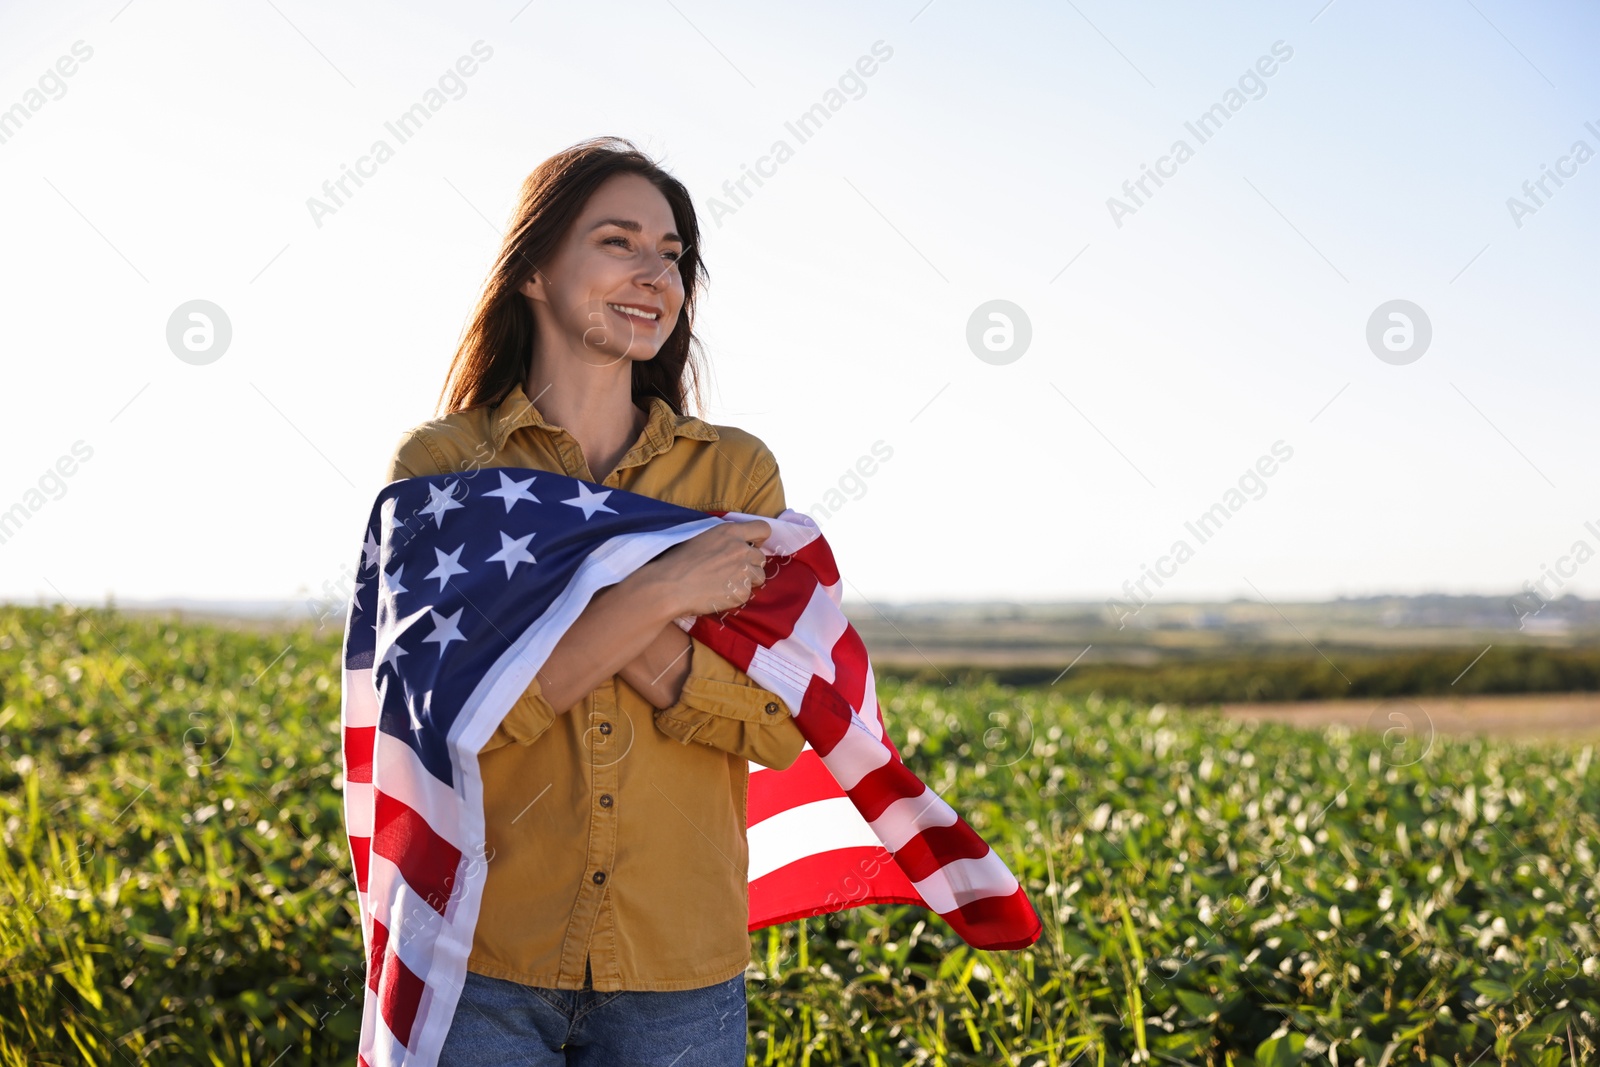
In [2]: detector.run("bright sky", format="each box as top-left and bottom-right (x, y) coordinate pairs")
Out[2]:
(2, 0), (1597, 616)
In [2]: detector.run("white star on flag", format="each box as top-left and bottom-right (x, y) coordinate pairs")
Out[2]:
(377, 635), (408, 674)
(421, 607), (466, 655)
(487, 531), (537, 579)
(426, 546), (469, 591)
(484, 472), (541, 512)
(420, 480), (465, 529)
(384, 504), (409, 539)
(562, 482), (617, 520)
(378, 565), (409, 617)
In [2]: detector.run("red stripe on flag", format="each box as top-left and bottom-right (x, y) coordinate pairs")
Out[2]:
(349, 834), (370, 893)
(748, 845), (923, 931)
(690, 617), (759, 676)
(344, 725), (375, 784)
(793, 673), (853, 755)
(367, 915), (389, 994)
(827, 625), (871, 721)
(791, 531), (840, 586)
(373, 923), (426, 1049)
(687, 563), (806, 673)
(735, 553), (811, 647)
(748, 749), (844, 824)
(692, 527), (839, 644)
(842, 761), (925, 823)
(888, 820), (994, 883)
(371, 788), (463, 917)
(948, 885), (1043, 950)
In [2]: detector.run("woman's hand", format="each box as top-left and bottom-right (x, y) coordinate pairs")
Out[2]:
(640, 520), (773, 618)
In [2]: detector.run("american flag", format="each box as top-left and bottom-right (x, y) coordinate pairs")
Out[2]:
(339, 465), (1042, 1066)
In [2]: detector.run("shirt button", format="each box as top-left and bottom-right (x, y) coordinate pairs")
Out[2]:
(598, 721), (612, 735)
(599, 794), (613, 808)
(592, 870), (606, 885)
(765, 702), (781, 714)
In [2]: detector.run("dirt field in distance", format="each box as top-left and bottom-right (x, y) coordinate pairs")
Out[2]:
(1212, 692), (1600, 744)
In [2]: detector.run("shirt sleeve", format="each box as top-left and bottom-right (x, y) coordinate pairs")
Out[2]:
(650, 448), (807, 772)
(739, 446), (785, 520)
(384, 429), (445, 483)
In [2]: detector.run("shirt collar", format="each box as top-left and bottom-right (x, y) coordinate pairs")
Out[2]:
(489, 381), (720, 458)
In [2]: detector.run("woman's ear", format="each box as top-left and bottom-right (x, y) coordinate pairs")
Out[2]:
(518, 272), (540, 299)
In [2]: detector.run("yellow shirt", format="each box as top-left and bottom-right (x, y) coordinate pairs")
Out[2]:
(382, 381), (807, 993)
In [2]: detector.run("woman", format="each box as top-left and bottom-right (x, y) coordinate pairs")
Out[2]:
(383, 136), (807, 1066)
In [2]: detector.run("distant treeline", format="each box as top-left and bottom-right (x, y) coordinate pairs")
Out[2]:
(875, 645), (1600, 703)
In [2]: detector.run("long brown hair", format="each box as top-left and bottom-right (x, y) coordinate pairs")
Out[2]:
(434, 136), (709, 419)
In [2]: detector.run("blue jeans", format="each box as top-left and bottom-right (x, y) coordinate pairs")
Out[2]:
(438, 959), (748, 1066)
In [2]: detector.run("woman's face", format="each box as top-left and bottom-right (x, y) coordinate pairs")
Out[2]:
(522, 172), (685, 369)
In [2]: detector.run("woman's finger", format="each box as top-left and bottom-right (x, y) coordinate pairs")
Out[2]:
(737, 520), (772, 546)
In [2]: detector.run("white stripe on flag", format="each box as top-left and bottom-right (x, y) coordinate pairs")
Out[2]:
(365, 849), (451, 984)
(371, 720), (470, 858)
(719, 508), (822, 558)
(867, 789), (959, 852)
(748, 795), (880, 881)
(343, 665), (380, 728)
(856, 661), (884, 743)
(364, 997), (409, 1066)
(745, 642), (814, 713)
(344, 780), (374, 839)
(909, 851), (1021, 914)
(765, 583), (849, 690)
(816, 717), (892, 791)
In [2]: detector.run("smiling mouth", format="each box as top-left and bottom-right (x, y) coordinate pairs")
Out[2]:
(607, 303), (661, 325)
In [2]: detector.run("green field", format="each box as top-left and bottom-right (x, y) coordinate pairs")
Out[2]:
(2, 604), (1597, 1066)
